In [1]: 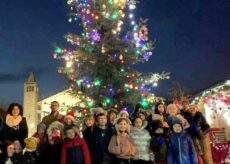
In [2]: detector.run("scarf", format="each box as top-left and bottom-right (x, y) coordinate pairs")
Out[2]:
(5, 114), (22, 127)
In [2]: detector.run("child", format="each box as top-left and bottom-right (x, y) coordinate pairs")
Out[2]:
(107, 109), (117, 128)
(82, 114), (95, 148)
(61, 126), (91, 164)
(90, 112), (113, 164)
(45, 121), (64, 164)
(167, 119), (198, 164)
(150, 120), (168, 164)
(0, 141), (16, 164)
(152, 102), (169, 128)
(108, 117), (137, 164)
(130, 116), (153, 164)
(22, 137), (39, 164)
(63, 110), (75, 128)
(13, 140), (23, 162)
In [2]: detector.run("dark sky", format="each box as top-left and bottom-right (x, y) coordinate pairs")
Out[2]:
(0, 0), (230, 104)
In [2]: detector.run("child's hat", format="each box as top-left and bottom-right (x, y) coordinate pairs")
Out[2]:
(37, 122), (46, 131)
(64, 110), (75, 121)
(24, 137), (39, 150)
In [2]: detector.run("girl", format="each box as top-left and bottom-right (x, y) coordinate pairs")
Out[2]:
(108, 117), (137, 164)
(130, 116), (153, 164)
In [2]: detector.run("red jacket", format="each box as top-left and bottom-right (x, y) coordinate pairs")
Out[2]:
(61, 135), (91, 164)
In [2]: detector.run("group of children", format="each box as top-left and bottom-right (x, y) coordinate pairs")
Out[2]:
(0, 100), (210, 164)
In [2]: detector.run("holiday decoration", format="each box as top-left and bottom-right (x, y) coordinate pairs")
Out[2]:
(54, 0), (170, 108)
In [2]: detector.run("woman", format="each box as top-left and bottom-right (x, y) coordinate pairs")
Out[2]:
(0, 103), (28, 148)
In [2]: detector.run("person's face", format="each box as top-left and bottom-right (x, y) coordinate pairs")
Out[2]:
(38, 128), (45, 134)
(168, 106), (178, 116)
(134, 118), (143, 129)
(97, 115), (107, 126)
(109, 113), (117, 123)
(189, 105), (197, 116)
(85, 117), (95, 127)
(12, 106), (20, 117)
(155, 127), (163, 134)
(65, 118), (72, 126)
(7, 144), (15, 157)
(173, 124), (182, 133)
(158, 104), (165, 114)
(138, 113), (145, 121)
(118, 119), (128, 132)
(65, 129), (75, 139)
(51, 102), (59, 112)
(182, 102), (189, 111)
(14, 146), (22, 154)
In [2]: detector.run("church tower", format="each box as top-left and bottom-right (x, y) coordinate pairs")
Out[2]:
(23, 72), (39, 137)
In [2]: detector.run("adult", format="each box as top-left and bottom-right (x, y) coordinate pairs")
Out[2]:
(180, 100), (192, 120)
(41, 101), (64, 127)
(0, 103), (28, 148)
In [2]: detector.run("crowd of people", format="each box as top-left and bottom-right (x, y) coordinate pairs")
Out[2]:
(0, 100), (210, 164)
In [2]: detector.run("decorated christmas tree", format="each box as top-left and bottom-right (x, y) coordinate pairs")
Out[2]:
(53, 0), (169, 109)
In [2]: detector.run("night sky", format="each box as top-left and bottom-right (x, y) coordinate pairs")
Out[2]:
(0, 0), (230, 104)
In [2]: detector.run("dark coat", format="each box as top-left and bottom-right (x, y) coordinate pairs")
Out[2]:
(187, 111), (210, 139)
(0, 117), (28, 148)
(61, 136), (91, 164)
(90, 126), (113, 164)
(43, 141), (62, 164)
(82, 127), (93, 149)
(150, 135), (168, 161)
(22, 150), (39, 164)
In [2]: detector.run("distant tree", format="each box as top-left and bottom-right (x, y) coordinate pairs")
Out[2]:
(168, 81), (191, 101)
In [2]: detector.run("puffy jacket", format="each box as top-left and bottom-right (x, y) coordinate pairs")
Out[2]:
(61, 136), (91, 164)
(167, 133), (198, 164)
(130, 121), (152, 161)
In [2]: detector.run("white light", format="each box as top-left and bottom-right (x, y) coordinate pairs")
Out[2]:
(66, 61), (73, 68)
(129, 4), (136, 10)
(131, 21), (135, 25)
(153, 82), (158, 87)
(129, 14), (133, 18)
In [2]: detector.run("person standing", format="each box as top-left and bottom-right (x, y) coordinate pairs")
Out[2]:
(42, 101), (64, 127)
(0, 103), (28, 148)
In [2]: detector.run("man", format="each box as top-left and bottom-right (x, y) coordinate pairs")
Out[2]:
(42, 101), (64, 127)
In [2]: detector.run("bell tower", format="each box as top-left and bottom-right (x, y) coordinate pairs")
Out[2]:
(23, 72), (39, 137)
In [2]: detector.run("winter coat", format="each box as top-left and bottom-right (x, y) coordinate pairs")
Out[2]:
(130, 121), (152, 161)
(22, 150), (39, 164)
(43, 141), (63, 164)
(167, 133), (198, 164)
(108, 134), (137, 160)
(186, 112), (210, 139)
(0, 117), (28, 148)
(180, 110), (192, 121)
(42, 112), (64, 128)
(90, 126), (113, 164)
(82, 127), (93, 149)
(150, 135), (168, 161)
(61, 135), (91, 164)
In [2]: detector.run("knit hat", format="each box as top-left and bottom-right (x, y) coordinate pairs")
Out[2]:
(24, 137), (39, 150)
(37, 122), (46, 132)
(151, 120), (163, 133)
(64, 110), (75, 121)
(171, 118), (183, 133)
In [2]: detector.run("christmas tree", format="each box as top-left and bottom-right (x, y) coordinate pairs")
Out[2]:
(53, 0), (169, 109)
